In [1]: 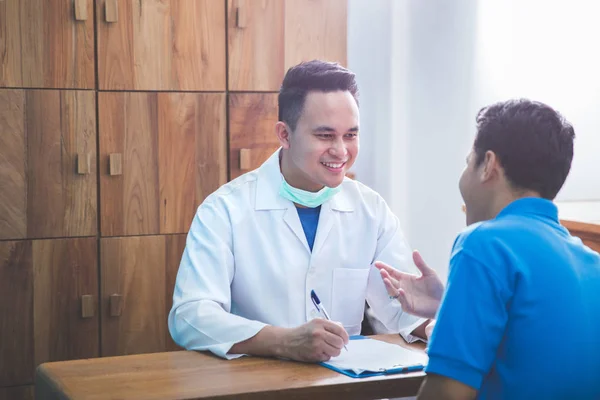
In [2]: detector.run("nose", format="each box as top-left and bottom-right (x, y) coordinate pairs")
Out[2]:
(328, 138), (348, 159)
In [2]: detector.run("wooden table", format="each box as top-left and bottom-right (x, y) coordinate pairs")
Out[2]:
(35, 334), (426, 400)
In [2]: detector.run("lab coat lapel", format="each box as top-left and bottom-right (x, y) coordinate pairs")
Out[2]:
(283, 207), (310, 254)
(254, 149), (310, 254)
(311, 187), (354, 257)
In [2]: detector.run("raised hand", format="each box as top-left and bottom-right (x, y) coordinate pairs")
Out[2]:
(374, 250), (444, 319)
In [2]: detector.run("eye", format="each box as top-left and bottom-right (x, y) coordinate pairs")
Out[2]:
(316, 133), (334, 139)
(344, 133), (358, 139)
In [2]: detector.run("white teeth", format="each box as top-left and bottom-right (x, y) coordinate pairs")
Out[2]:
(322, 162), (344, 169)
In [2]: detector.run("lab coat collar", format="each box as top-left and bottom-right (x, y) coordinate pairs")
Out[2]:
(254, 149), (354, 213)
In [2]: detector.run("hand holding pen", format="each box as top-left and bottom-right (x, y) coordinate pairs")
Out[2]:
(311, 290), (348, 351)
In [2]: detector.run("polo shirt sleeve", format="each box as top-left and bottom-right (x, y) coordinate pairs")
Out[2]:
(425, 250), (511, 390)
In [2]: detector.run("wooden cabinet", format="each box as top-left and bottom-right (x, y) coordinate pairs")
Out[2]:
(99, 92), (227, 237)
(228, 0), (347, 91)
(0, 0), (95, 89)
(0, 238), (98, 387)
(0, 89), (97, 240)
(0, 1), (347, 389)
(0, 386), (34, 400)
(227, 0), (285, 91)
(229, 93), (280, 179)
(97, 0), (226, 91)
(284, 0), (347, 70)
(101, 235), (186, 356)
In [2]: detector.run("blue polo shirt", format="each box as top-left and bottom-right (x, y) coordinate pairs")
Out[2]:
(426, 198), (600, 399)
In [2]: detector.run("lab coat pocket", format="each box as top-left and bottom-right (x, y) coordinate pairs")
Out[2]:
(331, 268), (370, 330)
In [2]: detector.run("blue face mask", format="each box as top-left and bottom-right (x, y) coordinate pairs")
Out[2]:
(279, 177), (341, 208)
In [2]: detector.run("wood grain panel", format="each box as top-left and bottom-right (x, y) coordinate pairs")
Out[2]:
(0, 0), (23, 85)
(97, 0), (226, 91)
(170, 0), (226, 90)
(0, 241), (34, 386)
(0, 90), (27, 240)
(0, 0), (94, 88)
(158, 94), (198, 234)
(284, 0), (347, 69)
(0, 385), (34, 400)
(99, 92), (160, 237)
(158, 93), (227, 234)
(229, 93), (280, 179)
(228, 0), (284, 91)
(26, 90), (64, 238)
(101, 93), (226, 236)
(26, 90), (97, 239)
(101, 236), (167, 356)
(33, 238), (99, 367)
(194, 94), (228, 205)
(60, 91), (97, 237)
(165, 234), (187, 351)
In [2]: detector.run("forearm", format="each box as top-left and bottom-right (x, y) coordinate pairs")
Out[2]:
(169, 300), (267, 358)
(410, 319), (430, 341)
(229, 325), (291, 358)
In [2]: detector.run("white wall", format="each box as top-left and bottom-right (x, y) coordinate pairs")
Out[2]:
(349, 0), (600, 278)
(349, 0), (480, 277)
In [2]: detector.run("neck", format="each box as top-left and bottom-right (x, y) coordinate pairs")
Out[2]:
(280, 150), (323, 192)
(484, 189), (542, 222)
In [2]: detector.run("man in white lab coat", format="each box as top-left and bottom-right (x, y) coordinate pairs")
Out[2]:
(168, 60), (429, 362)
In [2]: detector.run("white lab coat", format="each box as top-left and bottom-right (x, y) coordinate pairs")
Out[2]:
(168, 149), (424, 359)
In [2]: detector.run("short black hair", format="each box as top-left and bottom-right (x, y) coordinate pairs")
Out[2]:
(278, 60), (359, 131)
(474, 99), (575, 200)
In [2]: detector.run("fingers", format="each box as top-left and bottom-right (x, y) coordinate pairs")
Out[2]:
(322, 320), (349, 345)
(374, 261), (399, 278)
(412, 250), (435, 275)
(395, 288), (411, 312)
(375, 260), (417, 281)
(382, 276), (399, 297)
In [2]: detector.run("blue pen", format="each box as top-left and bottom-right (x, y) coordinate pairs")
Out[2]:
(310, 290), (348, 351)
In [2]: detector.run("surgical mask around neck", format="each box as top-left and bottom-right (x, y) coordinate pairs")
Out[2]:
(279, 177), (341, 208)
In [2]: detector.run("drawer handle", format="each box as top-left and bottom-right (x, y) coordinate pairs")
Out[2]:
(109, 153), (122, 176)
(239, 149), (251, 170)
(77, 153), (91, 175)
(74, 0), (88, 21)
(110, 294), (123, 317)
(105, 0), (118, 23)
(81, 295), (94, 318)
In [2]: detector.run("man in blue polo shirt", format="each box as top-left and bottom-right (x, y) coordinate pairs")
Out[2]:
(376, 99), (600, 399)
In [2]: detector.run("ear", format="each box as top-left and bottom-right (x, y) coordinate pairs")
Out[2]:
(479, 150), (501, 183)
(275, 122), (291, 149)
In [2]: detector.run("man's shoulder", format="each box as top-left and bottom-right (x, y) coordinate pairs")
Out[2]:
(340, 177), (387, 209)
(200, 170), (258, 210)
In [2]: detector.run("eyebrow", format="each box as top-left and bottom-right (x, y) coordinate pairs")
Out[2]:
(313, 126), (360, 133)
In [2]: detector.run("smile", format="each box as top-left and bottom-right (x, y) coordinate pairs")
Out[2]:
(321, 161), (346, 169)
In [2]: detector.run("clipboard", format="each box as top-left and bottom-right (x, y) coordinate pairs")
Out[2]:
(319, 335), (427, 378)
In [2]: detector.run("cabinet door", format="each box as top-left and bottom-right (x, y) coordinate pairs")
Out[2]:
(284, 0), (348, 69)
(227, 0), (347, 91)
(99, 92), (226, 237)
(0, 90), (97, 240)
(97, 0), (226, 91)
(101, 235), (186, 356)
(0, 386), (34, 400)
(227, 0), (285, 91)
(0, 0), (94, 88)
(0, 238), (99, 387)
(229, 93), (280, 179)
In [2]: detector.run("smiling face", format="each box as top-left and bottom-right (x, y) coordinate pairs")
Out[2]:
(277, 90), (360, 192)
